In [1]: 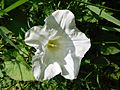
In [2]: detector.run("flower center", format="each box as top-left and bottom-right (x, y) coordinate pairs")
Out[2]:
(47, 40), (58, 48)
(46, 36), (61, 51)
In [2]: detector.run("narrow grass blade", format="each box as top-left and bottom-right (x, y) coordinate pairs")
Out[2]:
(102, 26), (120, 32)
(87, 5), (120, 26)
(0, 0), (28, 16)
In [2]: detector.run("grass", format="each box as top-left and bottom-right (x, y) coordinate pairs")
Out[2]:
(0, 0), (120, 90)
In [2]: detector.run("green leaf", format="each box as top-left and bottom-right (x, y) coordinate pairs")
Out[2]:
(102, 26), (120, 32)
(110, 72), (120, 80)
(0, 70), (3, 78)
(101, 45), (120, 55)
(86, 81), (90, 90)
(4, 61), (35, 81)
(87, 5), (120, 26)
(0, 0), (28, 16)
(0, 0), (4, 9)
(84, 59), (90, 64)
(0, 26), (11, 34)
(0, 26), (19, 50)
(96, 74), (100, 88)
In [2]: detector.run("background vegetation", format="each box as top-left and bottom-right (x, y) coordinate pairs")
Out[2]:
(0, 0), (120, 90)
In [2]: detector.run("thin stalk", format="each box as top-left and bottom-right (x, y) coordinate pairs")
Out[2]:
(0, 0), (28, 16)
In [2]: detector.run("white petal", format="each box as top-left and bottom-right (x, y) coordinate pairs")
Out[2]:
(32, 25), (75, 80)
(32, 51), (63, 80)
(32, 53), (45, 80)
(44, 10), (91, 56)
(45, 10), (75, 34)
(44, 62), (61, 80)
(32, 59), (41, 80)
(32, 36), (70, 80)
(71, 30), (91, 57)
(60, 30), (90, 80)
(41, 35), (74, 80)
(60, 50), (82, 80)
(24, 26), (48, 49)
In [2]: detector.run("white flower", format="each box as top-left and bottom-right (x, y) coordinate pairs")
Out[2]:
(25, 10), (91, 80)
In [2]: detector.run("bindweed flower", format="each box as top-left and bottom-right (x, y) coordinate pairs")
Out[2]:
(25, 10), (91, 80)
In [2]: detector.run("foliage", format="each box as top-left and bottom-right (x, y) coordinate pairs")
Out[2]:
(0, 0), (120, 89)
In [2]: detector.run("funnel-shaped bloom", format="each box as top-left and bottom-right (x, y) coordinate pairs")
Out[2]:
(25, 10), (91, 80)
